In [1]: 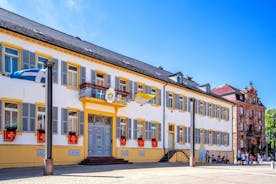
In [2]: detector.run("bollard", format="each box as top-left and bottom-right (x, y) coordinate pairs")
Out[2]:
(271, 161), (275, 169)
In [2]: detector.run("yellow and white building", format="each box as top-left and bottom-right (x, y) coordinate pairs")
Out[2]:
(0, 8), (234, 168)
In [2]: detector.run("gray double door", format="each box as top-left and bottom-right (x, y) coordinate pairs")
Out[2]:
(88, 115), (112, 157)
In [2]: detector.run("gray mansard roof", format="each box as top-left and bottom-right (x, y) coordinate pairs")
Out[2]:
(0, 8), (232, 103)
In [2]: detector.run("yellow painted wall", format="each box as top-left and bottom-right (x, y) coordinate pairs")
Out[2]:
(0, 145), (84, 168)
(116, 148), (164, 162)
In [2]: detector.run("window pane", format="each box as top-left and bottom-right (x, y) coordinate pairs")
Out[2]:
(5, 56), (11, 73)
(12, 57), (18, 72)
(5, 110), (10, 128)
(12, 111), (18, 128)
(5, 47), (18, 55)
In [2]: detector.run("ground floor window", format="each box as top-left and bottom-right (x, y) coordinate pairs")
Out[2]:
(4, 102), (19, 130)
(120, 118), (127, 138)
(137, 120), (145, 139)
(37, 106), (45, 130)
(68, 111), (79, 134)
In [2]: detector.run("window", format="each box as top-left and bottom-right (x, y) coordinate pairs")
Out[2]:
(196, 129), (200, 144)
(169, 124), (174, 132)
(137, 83), (145, 94)
(208, 131), (213, 145)
(137, 120), (145, 139)
(185, 127), (190, 143)
(168, 93), (173, 108)
(258, 111), (262, 120)
(249, 109), (254, 119)
(178, 126), (185, 144)
(210, 104), (215, 117)
(207, 103), (212, 116)
(179, 96), (183, 111)
(67, 64), (79, 89)
(200, 129), (204, 144)
(37, 106), (46, 130)
(184, 96), (188, 111)
(4, 102), (19, 130)
(37, 56), (48, 69)
(204, 130), (209, 144)
(151, 123), (158, 139)
(68, 111), (79, 134)
(120, 118), (127, 138)
(4, 47), (20, 74)
(119, 78), (127, 92)
(240, 123), (244, 131)
(96, 72), (105, 99)
(151, 88), (157, 105)
(217, 132), (221, 145)
(239, 107), (244, 116)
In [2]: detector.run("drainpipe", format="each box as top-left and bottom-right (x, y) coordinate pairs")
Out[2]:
(163, 83), (168, 155)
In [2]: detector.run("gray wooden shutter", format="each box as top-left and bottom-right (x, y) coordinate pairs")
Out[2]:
(0, 100), (1, 130)
(61, 108), (68, 134)
(0, 43), (2, 73)
(80, 111), (84, 135)
(175, 94), (179, 109)
(52, 106), (58, 133)
(22, 103), (29, 132)
(134, 82), (137, 96)
(158, 123), (161, 141)
(166, 92), (169, 107)
(106, 74), (111, 88)
(158, 89), (161, 106)
(133, 120), (137, 139)
(206, 102), (209, 116)
(52, 58), (58, 84)
(22, 49), (30, 69)
(115, 76), (119, 90)
(30, 52), (36, 68)
(80, 66), (86, 85)
(128, 118), (132, 139)
(116, 117), (120, 138)
(61, 61), (67, 85)
(90, 70), (96, 97)
(213, 131), (217, 144)
(177, 126), (180, 143)
(145, 121), (150, 140)
(187, 97), (190, 112)
(188, 127), (191, 143)
(29, 104), (36, 132)
(205, 130), (209, 144)
(129, 80), (133, 100)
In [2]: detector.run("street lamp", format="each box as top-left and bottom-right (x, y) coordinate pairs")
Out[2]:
(189, 98), (195, 167)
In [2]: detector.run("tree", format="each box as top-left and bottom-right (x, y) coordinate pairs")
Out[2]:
(265, 109), (276, 155)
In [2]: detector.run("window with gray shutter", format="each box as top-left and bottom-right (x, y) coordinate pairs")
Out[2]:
(196, 129), (200, 144)
(90, 70), (96, 97)
(145, 121), (150, 140)
(0, 100), (1, 130)
(22, 50), (36, 69)
(61, 61), (67, 85)
(0, 43), (2, 73)
(61, 108), (68, 134)
(158, 123), (161, 141)
(53, 58), (59, 84)
(22, 103), (29, 132)
(80, 111), (84, 135)
(158, 89), (161, 106)
(206, 102), (209, 116)
(116, 117), (120, 138)
(30, 52), (36, 68)
(106, 74), (111, 88)
(133, 120), (138, 139)
(213, 131), (217, 145)
(129, 80), (133, 100)
(29, 104), (36, 132)
(177, 126), (180, 143)
(52, 106), (58, 133)
(80, 66), (86, 84)
(134, 82), (137, 96)
(128, 118), (132, 139)
(175, 94), (179, 109)
(115, 76), (119, 90)
(166, 92), (169, 107)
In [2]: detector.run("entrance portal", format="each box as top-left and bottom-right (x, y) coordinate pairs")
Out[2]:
(88, 114), (112, 157)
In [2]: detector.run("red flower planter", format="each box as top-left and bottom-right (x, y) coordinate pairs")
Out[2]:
(4, 130), (17, 142)
(151, 139), (158, 147)
(37, 132), (45, 143)
(120, 137), (126, 146)
(138, 139), (144, 147)
(68, 134), (78, 144)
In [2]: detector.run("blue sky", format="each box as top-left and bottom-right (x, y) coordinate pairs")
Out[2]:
(1, 0), (275, 108)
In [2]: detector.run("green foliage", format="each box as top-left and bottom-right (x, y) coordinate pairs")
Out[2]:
(265, 109), (276, 149)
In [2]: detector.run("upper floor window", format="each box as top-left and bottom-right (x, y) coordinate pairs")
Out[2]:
(168, 93), (173, 108)
(67, 64), (79, 89)
(199, 101), (204, 115)
(222, 107), (226, 120)
(37, 56), (48, 69)
(151, 88), (157, 105)
(137, 83), (145, 94)
(239, 107), (244, 116)
(68, 111), (79, 134)
(4, 102), (19, 130)
(37, 106), (46, 130)
(119, 78), (127, 92)
(258, 111), (262, 120)
(4, 47), (20, 74)
(179, 96), (183, 110)
(249, 109), (254, 119)
(96, 73), (105, 86)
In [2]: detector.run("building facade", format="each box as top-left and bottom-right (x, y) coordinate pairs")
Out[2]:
(0, 8), (233, 168)
(212, 83), (266, 162)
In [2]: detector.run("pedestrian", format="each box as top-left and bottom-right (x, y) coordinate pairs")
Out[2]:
(205, 150), (210, 163)
(241, 152), (246, 165)
(237, 150), (242, 164)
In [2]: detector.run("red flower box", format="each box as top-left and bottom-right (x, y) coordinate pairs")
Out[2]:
(37, 131), (45, 143)
(138, 139), (144, 147)
(120, 137), (126, 146)
(152, 139), (158, 147)
(4, 130), (17, 142)
(68, 134), (78, 144)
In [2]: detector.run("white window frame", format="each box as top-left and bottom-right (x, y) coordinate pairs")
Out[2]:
(179, 96), (183, 110)
(68, 111), (79, 134)
(4, 102), (19, 129)
(37, 56), (48, 69)
(151, 123), (157, 139)
(68, 65), (79, 88)
(4, 47), (19, 74)
(37, 106), (46, 130)
(120, 118), (127, 137)
(168, 93), (173, 108)
(119, 79), (127, 92)
(151, 88), (156, 105)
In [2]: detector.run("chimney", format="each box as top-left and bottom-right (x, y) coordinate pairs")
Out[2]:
(158, 66), (163, 70)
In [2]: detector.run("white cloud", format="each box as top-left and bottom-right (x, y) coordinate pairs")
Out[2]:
(65, 0), (83, 11)
(0, 0), (16, 11)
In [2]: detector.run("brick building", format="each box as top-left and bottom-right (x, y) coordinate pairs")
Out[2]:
(212, 82), (265, 161)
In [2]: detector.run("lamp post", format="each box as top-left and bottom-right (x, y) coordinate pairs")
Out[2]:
(189, 98), (196, 167)
(44, 60), (53, 175)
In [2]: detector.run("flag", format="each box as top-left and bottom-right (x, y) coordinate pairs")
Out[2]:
(134, 93), (155, 105)
(10, 68), (46, 83)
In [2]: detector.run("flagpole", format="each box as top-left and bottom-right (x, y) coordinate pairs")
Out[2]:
(44, 60), (54, 175)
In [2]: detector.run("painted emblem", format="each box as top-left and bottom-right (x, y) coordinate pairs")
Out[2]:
(105, 87), (115, 103)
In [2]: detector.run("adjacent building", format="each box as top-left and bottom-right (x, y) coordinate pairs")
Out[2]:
(0, 8), (233, 168)
(212, 83), (265, 162)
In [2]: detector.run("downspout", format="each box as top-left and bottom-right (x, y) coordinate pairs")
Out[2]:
(163, 82), (168, 155)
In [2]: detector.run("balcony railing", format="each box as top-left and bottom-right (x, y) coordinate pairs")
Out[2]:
(79, 82), (129, 104)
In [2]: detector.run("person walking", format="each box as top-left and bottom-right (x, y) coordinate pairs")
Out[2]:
(205, 150), (210, 163)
